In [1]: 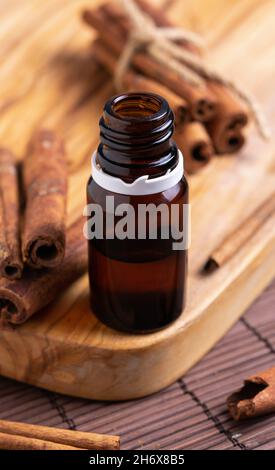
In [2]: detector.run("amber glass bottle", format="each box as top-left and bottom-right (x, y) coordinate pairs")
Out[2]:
(87, 92), (188, 333)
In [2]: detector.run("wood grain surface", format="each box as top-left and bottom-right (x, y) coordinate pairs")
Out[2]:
(0, 0), (274, 400)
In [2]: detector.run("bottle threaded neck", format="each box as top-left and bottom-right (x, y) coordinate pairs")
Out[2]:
(97, 92), (178, 182)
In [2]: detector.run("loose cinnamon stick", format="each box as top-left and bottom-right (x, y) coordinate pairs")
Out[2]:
(204, 191), (275, 273)
(22, 129), (67, 269)
(0, 148), (23, 280)
(174, 122), (214, 174)
(92, 38), (189, 125)
(206, 83), (248, 154)
(227, 366), (275, 420)
(0, 420), (120, 450)
(83, 6), (216, 121)
(0, 432), (82, 450)
(0, 217), (87, 328)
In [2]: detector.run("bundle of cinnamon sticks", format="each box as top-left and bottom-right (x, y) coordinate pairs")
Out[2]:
(0, 130), (87, 328)
(82, 0), (251, 174)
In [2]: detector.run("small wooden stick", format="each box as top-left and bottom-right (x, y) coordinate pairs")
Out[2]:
(0, 420), (120, 450)
(227, 366), (275, 420)
(204, 191), (275, 272)
(174, 122), (214, 174)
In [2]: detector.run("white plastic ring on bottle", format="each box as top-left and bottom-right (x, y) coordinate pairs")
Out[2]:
(91, 150), (184, 196)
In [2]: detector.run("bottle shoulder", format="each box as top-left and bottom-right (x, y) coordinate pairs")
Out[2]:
(87, 175), (188, 206)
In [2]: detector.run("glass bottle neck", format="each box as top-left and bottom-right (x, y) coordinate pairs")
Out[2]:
(97, 93), (178, 183)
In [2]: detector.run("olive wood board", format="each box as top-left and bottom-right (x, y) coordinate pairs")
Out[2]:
(0, 0), (274, 400)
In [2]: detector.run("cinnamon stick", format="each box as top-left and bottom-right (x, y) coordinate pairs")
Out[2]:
(206, 83), (248, 154)
(204, 191), (275, 273)
(135, 0), (249, 151)
(0, 217), (87, 328)
(0, 420), (120, 450)
(227, 366), (275, 420)
(174, 122), (214, 174)
(0, 148), (23, 280)
(0, 432), (81, 450)
(92, 38), (189, 125)
(83, 6), (216, 121)
(22, 129), (67, 269)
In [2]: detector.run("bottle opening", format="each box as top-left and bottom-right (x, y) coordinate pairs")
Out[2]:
(110, 93), (166, 120)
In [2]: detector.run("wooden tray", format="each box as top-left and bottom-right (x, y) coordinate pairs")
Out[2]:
(0, 0), (274, 400)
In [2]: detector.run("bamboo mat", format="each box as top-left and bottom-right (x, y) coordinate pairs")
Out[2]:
(0, 278), (274, 450)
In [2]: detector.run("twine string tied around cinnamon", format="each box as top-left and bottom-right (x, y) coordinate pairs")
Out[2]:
(115, 0), (270, 139)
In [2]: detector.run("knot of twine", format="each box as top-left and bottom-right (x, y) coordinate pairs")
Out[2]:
(115, 0), (270, 139)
